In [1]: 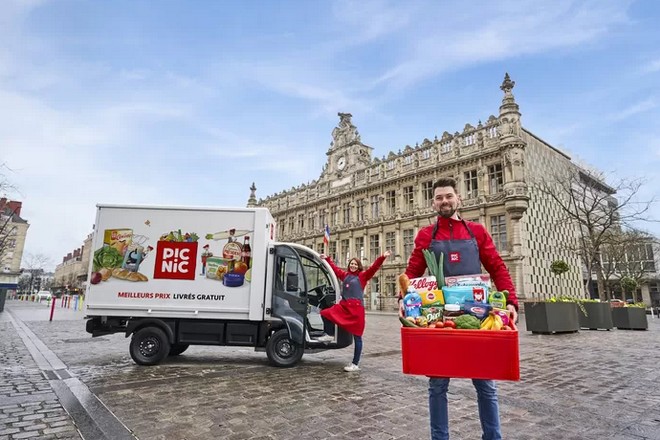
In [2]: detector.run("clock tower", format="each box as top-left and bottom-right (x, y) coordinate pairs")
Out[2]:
(320, 112), (373, 182)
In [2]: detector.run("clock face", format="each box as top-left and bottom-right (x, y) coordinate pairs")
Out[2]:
(337, 156), (346, 170)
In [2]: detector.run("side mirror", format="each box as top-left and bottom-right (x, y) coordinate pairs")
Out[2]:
(286, 272), (299, 292)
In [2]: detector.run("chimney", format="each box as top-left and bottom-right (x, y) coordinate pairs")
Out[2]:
(9, 201), (22, 217)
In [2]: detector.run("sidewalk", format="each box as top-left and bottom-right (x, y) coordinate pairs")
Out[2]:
(0, 300), (82, 440)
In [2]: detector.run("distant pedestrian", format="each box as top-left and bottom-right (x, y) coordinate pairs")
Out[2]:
(318, 250), (391, 372)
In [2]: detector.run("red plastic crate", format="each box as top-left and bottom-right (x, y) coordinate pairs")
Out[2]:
(400, 327), (520, 381)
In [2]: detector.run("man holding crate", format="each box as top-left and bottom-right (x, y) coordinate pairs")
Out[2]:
(402, 177), (519, 440)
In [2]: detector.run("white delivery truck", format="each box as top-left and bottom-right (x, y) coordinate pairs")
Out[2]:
(85, 204), (350, 367)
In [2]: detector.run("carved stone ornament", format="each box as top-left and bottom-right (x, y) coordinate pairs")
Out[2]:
(331, 112), (361, 148)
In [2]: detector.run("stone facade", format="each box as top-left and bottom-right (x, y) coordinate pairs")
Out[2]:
(53, 233), (92, 294)
(0, 198), (29, 294)
(258, 75), (590, 310)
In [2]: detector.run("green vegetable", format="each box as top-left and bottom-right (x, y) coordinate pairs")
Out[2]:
(454, 314), (481, 329)
(93, 246), (124, 272)
(399, 316), (419, 328)
(422, 249), (445, 287)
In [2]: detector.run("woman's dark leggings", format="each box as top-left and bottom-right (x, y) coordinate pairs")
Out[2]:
(352, 335), (363, 365)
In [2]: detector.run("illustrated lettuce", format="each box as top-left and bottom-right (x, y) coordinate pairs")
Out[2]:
(93, 246), (124, 272)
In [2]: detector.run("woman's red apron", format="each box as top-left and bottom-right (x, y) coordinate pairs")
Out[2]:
(321, 298), (365, 336)
(320, 273), (366, 336)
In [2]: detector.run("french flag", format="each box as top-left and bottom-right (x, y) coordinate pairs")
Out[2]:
(323, 224), (330, 245)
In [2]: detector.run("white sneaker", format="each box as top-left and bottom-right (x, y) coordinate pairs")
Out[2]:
(316, 334), (334, 343)
(343, 363), (360, 372)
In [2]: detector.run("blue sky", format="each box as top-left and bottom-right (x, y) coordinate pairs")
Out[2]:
(2, 0), (659, 271)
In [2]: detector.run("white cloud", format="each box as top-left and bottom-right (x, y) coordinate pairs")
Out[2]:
(641, 58), (660, 74)
(375, 0), (631, 89)
(610, 98), (656, 121)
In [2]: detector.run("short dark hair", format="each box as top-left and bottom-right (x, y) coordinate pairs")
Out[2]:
(432, 177), (457, 192)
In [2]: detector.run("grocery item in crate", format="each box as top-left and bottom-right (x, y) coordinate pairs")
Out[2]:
(488, 291), (507, 309)
(421, 289), (444, 306)
(463, 301), (492, 319)
(444, 274), (490, 301)
(492, 308), (510, 326)
(403, 289), (422, 318)
(420, 289), (444, 325)
(443, 285), (487, 305)
(408, 276), (437, 294)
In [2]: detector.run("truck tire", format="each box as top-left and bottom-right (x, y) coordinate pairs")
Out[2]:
(168, 344), (189, 356)
(130, 327), (171, 366)
(266, 329), (303, 368)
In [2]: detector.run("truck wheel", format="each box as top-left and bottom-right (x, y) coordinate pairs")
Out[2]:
(168, 344), (189, 356)
(130, 327), (171, 366)
(266, 329), (303, 368)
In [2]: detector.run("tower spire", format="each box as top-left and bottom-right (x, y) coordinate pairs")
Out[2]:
(499, 72), (519, 115)
(247, 182), (257, 207)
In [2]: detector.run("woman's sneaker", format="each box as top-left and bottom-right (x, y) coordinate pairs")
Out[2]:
(343, 363), (360, 372)
(316, 334), (334, 343)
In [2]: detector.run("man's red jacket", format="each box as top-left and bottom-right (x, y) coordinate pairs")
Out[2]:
(405, 216), (519, 310)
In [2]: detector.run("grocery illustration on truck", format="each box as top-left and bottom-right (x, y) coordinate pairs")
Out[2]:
(90, 224), (253, 289)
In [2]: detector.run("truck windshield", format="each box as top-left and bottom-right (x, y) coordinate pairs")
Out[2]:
(300, 256), (333, 293)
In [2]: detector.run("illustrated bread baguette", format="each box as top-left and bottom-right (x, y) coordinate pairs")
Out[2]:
(112, 268), (130, 279)
(126, 271), (148, 282)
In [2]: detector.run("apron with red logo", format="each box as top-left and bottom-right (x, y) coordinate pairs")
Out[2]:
(320, 273), (366, 336)
(430, 218), (482, 278)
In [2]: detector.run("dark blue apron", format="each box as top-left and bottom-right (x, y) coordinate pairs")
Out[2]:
(342, 273), (363, 303)
(430, 218), (481, 277)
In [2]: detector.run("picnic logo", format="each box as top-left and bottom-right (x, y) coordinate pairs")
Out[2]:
(153, 241), (198, 280)
(449, 252), (461, 263)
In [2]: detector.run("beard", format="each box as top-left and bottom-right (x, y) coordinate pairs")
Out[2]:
(438, 204), (457, 218)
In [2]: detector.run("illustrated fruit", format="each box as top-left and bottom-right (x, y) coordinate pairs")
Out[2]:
(90, 272), (102, 285)
(233, 261), (248, 274)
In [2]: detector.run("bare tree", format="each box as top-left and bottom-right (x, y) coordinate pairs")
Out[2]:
(22, 253), (52, 293)
(600, 228), (655, 300)
(532, 167), (657, 301)
(0, 163), (21, 259)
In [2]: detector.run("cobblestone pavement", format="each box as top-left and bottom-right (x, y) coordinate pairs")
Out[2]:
(2, 299), (660, 440)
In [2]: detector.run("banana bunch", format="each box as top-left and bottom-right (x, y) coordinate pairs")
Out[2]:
(480, 312), (504, 330)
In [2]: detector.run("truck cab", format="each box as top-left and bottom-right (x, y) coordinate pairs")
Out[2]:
(268, 243), (353, 365)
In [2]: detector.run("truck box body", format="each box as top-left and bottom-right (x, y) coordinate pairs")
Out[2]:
(86, 205), (275, 321)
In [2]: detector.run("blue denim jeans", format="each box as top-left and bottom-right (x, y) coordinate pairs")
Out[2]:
(428, 377), (501, 440)
(352, 335), (363, 365)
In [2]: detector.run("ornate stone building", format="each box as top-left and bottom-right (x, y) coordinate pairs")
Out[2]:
(1, 198), (29, 306)
(259, 74), (587, 310)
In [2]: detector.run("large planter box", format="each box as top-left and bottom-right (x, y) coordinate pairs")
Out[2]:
(578, 302), (613, 330)
(611, 307), (648, 330)
(524, 302), (579, 334)
(400, 327), (520, 381)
